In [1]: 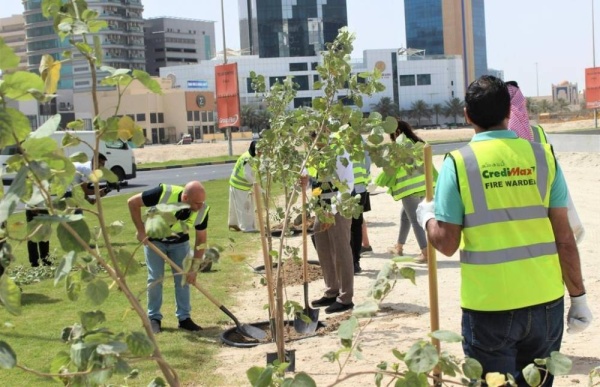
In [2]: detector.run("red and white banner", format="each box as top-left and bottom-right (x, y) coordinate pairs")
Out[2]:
(585, 67), (600, 109)
(215, 62), (241, 129)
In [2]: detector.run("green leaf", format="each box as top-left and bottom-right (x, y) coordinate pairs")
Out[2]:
(69, 151), (89, 163)
(522, 364), (541, 386)
(383, 115), (398, 133)
(0, 268), (22, 316)
(22, 136), (59, 157)
(106, 220), (125, 236)
(394, 371), (428, 387)
(66, 118), (86, 130)
(93, 35), (103, 66)
(430, 330), (463, 343)
(54, 251), (76, 286)
(132, 69), (163, 94)
(0, 166), (29, 224)
(50, 351), (71, 376)
(0, 341), (17, 369)
(0, 107), (32, 147)
(57, 218), (91, 253)
(66, 270), (82, 301)
(115, 248), (139, 275)
(96, 341), (128, 355)
(0, 38), (20, 70)
(148, 377), (167, 387)
(145, 214), (173, 239)
(126, 331), (154, 357)
(404, 341), (438, 374)
(3, 71), (46, 101)
(288, 372), (317, 386)
(462, 357), (483, 380)
(29, 114), (61, 138)
(39, 54), (61, 94)
(79, 310), (106, 330)
(254, 366), (273, 387)
(337, 316), (358, 340)
(86, 279), (109, 305)
(89, 20), (108, 34)
(247, 366), (265, 385)
(546, 351), (572, 376)
(70, 342), (96, 369)
(352, 299), (378, 317)
(398, 266), (416, 284)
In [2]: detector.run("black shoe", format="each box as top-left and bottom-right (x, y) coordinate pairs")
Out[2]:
(311, 296), (337, 308)
(325, 301), (354, 314)
(360, 245), (373, 254)
(150, 319), (161, 334)
(354, 262), (362, 274)
(178, 318), (202, 331)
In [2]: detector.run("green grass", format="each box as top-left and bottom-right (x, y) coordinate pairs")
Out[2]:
(0, 179), (261, 386)
(137, 155), (237, 170)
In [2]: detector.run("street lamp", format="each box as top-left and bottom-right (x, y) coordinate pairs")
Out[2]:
(220, 0), (233, 155)
(594, 0), (598, 127)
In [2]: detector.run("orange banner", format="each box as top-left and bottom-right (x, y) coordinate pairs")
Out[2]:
(585, 67), (600, 109)
(215, 63), (241, 128)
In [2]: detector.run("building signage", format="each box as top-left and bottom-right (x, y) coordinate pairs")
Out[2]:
(215, 63), (241, 128)
(187, 80), (208, 89)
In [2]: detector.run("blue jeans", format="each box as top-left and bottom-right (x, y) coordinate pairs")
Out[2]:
(462, 298), (564, 386)
(144, 240), (191, 321)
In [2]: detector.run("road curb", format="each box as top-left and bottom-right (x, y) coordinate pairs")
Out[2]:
(137, 159), (236, 172)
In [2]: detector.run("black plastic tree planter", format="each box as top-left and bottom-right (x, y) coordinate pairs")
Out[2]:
(220, 319), (327, 348)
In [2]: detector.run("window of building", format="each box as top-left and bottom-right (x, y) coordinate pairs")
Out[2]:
(269, 76), (284, 87)
(399, 75), (416, 86)
(136, 113), (146, 121)
(193, 111), (200, 121)
(150, 113), (157, 123)
(158, 113), (164, 123)
(246, 78), (256, 93)
(187, 111), (193, 121)
(294, 75), (309, 91)
(289, 62), (308, 72)
(337, 95), (355, 106)
(417, 74), (431, 85)
(294, 97), (312, 108)
(311, 62), (318, 70)
(207, 111), (214, 121)
(313, 75), (319, 83)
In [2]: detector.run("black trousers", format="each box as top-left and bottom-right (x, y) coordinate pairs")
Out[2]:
(350, 192), (367, 265)
(26, 209), (51, 267)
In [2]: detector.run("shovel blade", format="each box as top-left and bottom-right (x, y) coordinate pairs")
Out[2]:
(238, 324), (266, 340)
(293, 307), (320, 334)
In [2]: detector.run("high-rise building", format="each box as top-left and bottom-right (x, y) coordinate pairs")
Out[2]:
(0, 14), (27, 73)
(238, 0), (348, 58)
(404, 0), (488, 87)
(144, 17), (216, 76)
(22, 0), (146, 93)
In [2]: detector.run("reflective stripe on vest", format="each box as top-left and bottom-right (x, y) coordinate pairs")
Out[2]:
(390, 165), (426, 200)
(352, 158), (368, 194)
(531, 125), (548, 144)
(450, 139), (563, 311)
(229, 151), (253, 191)
(158, 184), (209, 234)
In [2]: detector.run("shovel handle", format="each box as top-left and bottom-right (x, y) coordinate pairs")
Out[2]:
(301, 181), (308, 281)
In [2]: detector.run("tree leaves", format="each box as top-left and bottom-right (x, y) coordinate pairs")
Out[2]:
(0, 107), (32, 147)
(57, 218), (91, 253)
(0, 38), (20, 70)
(404, 341), (438, 374)
(126, 332), (154, 357)
(39, 54), (62, 94)
(0, 341), (17, 369)
(85, 278), (109, 305)
(0, 274), (21, 316)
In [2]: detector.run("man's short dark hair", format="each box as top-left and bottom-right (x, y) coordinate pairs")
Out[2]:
(98, 153), (107, 162)
(465, 75), (510, 130)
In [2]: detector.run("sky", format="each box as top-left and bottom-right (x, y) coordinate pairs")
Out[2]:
(2, 0), (598, 98)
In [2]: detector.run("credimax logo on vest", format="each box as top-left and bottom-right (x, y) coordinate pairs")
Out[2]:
(482, 166), (537, 189)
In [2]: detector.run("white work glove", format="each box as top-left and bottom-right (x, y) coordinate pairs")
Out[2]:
(567, 294), (593, 334)
(416, 199), (435, 231)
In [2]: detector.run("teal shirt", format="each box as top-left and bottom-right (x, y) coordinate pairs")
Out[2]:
(434, 130), (568, 225)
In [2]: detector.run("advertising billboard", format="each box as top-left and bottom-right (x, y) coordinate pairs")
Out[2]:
(215, 63), (240, 129)
(585, 67), (600, 109)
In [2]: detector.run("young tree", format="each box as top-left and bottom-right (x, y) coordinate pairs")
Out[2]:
(431, 103), (443, 126)
(0, 1), (179, 385)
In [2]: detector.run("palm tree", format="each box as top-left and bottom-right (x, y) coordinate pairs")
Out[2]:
(370, 96), (400, 119)
(431, 103), (443, 126)
(443, 97), (465, 125)
(526, 98), (539, 115)
(538, 99), (553, 113)
(556, 98), (570, 112)
(241, 104), (258, 131)
(409, 100), (431, 127)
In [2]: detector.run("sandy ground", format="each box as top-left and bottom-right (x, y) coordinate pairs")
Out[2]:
(134, 119), (600, 386)
(132, 118), (596, 164)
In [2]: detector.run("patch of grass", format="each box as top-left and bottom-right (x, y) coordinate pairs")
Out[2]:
(0, 179), (262, 386)
(137, 155), (237, 170)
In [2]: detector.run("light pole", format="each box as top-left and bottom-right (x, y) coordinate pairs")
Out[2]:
(535, 62), (539, 97)
(220, 0), (233, 155)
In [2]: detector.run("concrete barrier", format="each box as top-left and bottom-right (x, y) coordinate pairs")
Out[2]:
(547, 134), (600, 152)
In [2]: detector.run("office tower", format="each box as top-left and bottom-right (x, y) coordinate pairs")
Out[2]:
(404, 0), (488, 86)
(144, 17), (216, 76)
(0, 14), (27, 73)
(239, 0), (348, 58)
(22, 0), (146, 92)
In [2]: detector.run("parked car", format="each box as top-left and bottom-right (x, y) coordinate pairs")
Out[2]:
(178, 134), (192, 145)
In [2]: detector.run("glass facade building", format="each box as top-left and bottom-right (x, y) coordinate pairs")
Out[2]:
(239, 0), (348, 58)
(404, 0), (488, 86)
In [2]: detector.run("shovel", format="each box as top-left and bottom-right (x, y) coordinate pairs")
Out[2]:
(146, 241), (266, 341)
(293, 181), (319, 333)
